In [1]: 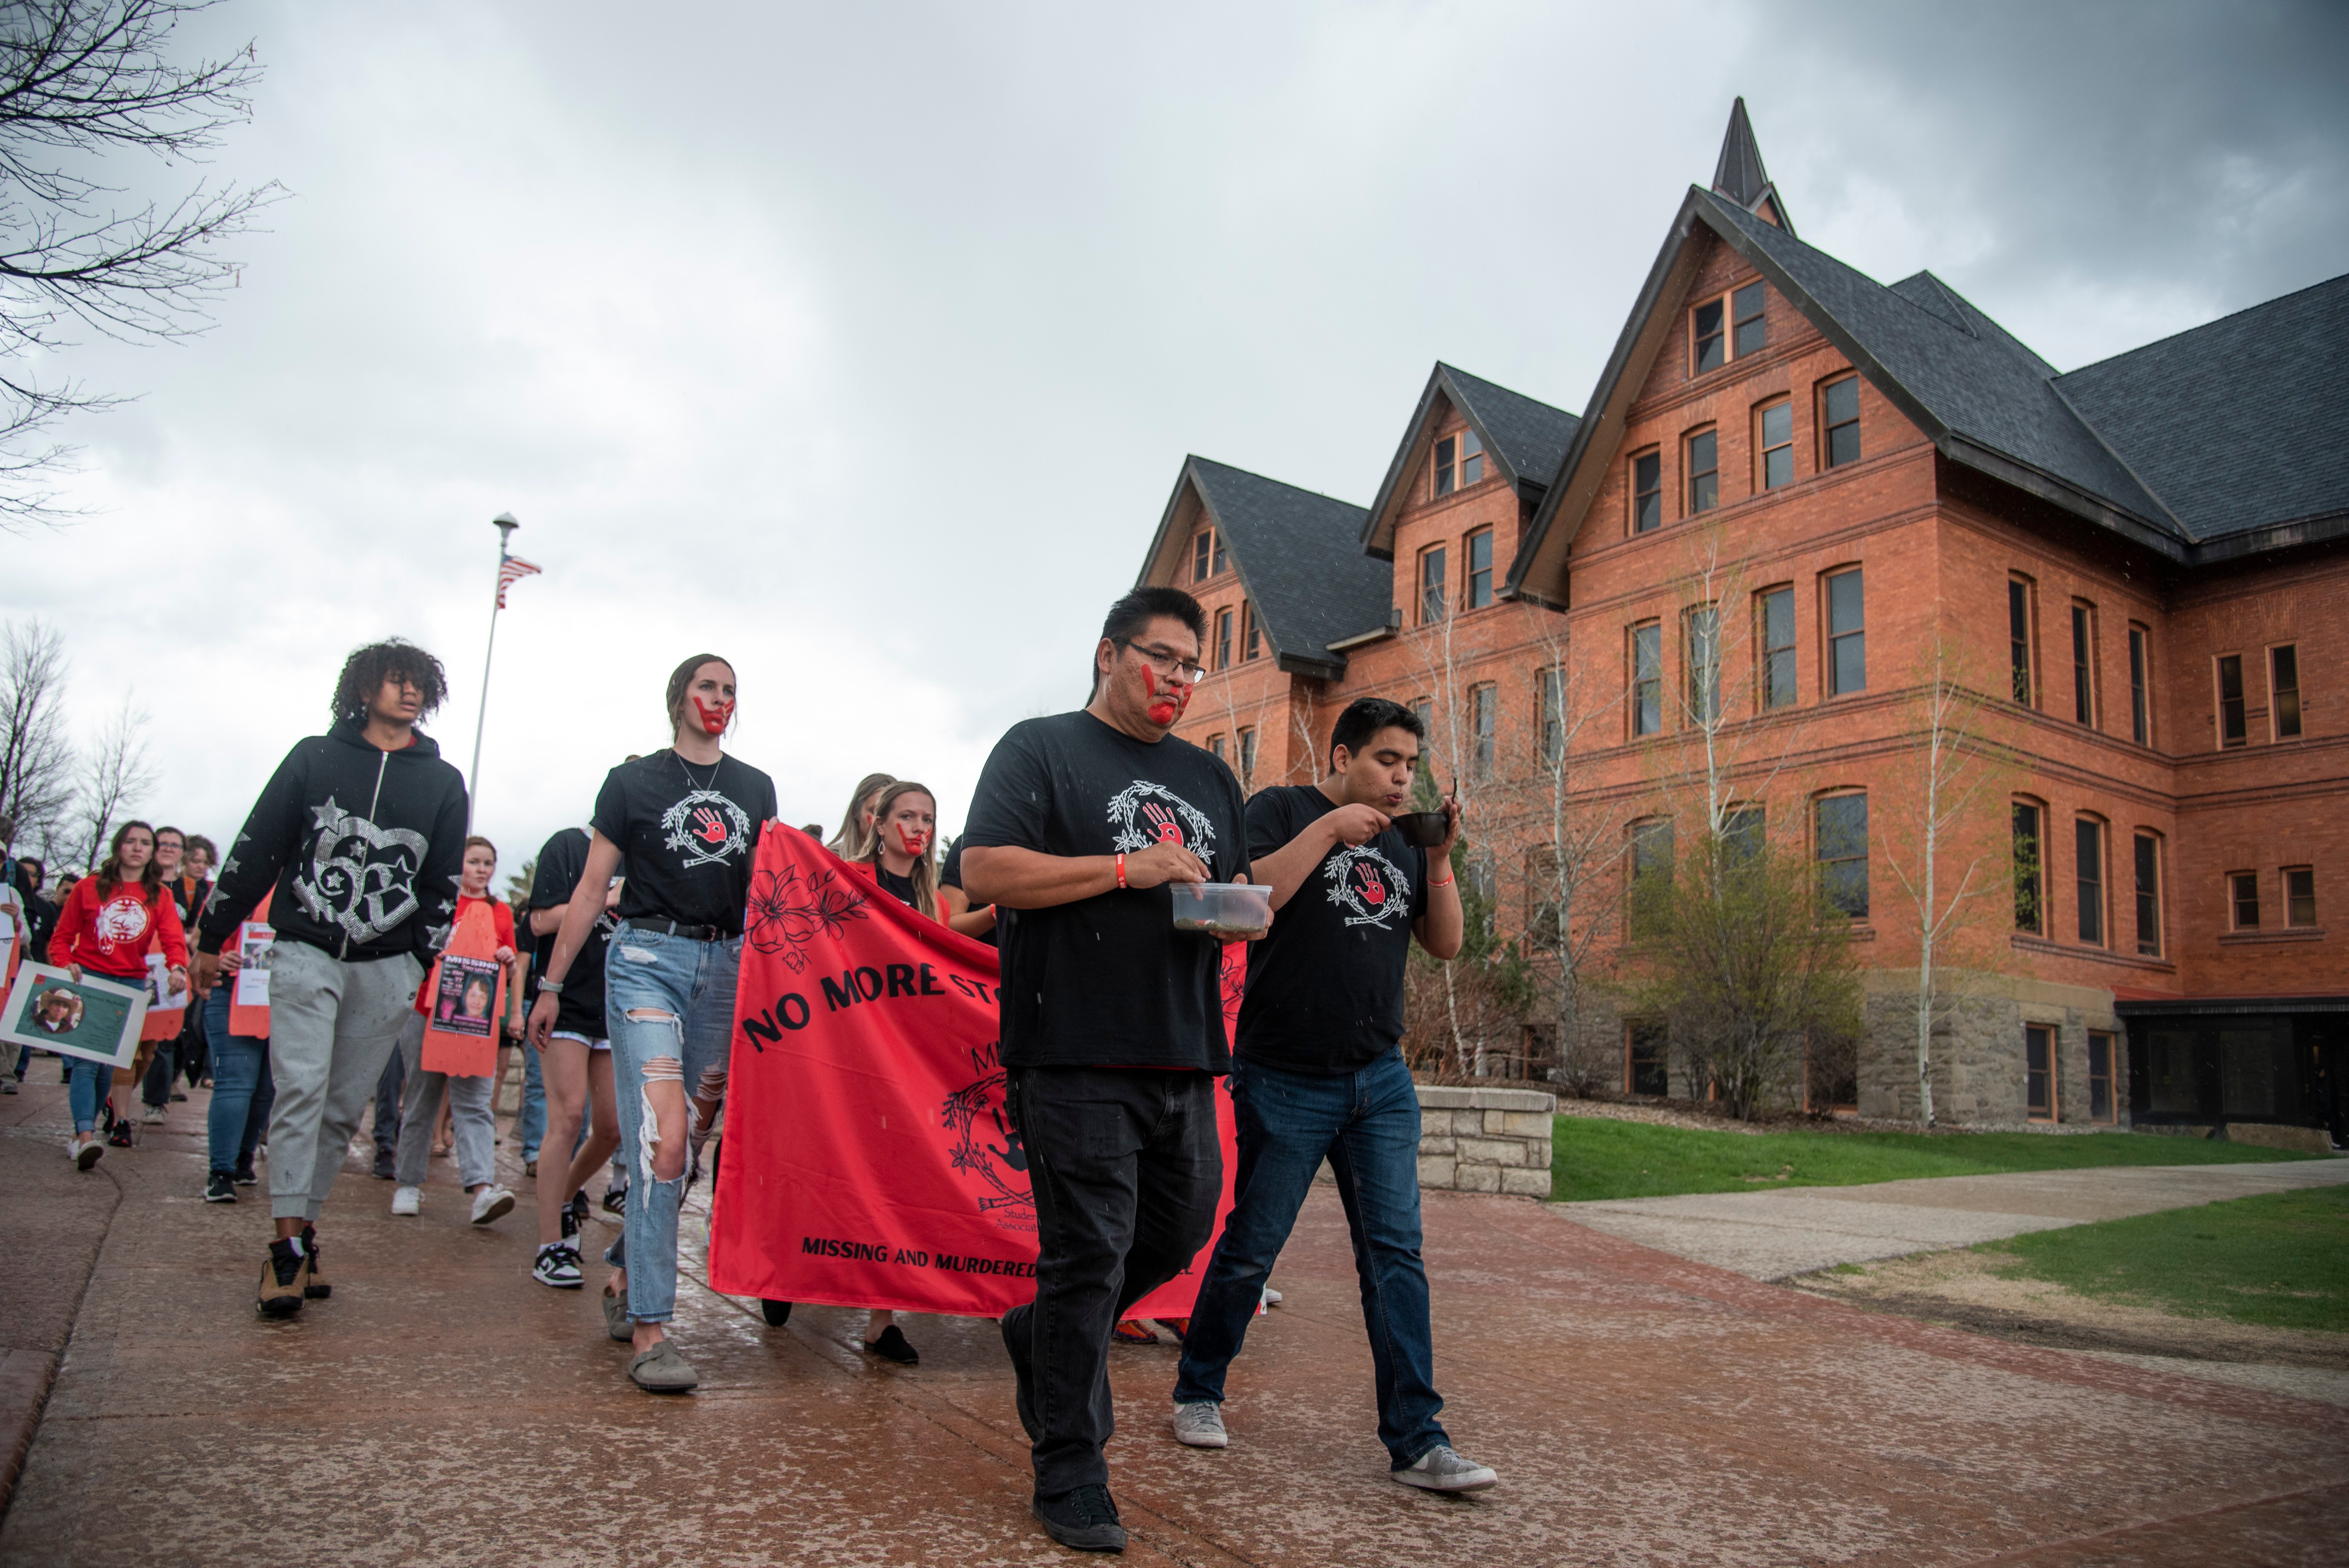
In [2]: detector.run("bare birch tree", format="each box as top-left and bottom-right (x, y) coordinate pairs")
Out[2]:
(0, 615), (73, 849)
(61, 693), (154, 868)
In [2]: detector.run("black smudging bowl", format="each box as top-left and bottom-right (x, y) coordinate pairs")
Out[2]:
(1392, 811), (1450, 848)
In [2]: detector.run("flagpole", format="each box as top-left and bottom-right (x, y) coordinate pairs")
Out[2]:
(468, 512), (520, 833)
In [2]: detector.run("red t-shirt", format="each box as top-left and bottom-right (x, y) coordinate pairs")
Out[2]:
(49, 877), (189, 981)
(413, 895), (517, 1016)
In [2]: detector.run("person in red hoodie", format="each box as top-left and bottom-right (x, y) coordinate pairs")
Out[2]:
(51, 821), (187, 1169)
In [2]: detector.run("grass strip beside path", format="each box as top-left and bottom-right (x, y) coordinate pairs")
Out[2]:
(1982, 1185), (2349, 1333)
(1551, 1115), (2318, 1203)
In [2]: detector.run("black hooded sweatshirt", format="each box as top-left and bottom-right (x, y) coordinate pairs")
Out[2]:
(197, 720), (469, 964)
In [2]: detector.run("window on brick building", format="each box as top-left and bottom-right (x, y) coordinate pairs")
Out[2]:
(1466, 528), (1494, 609)
(2129, 625), (2152, 745)
(1759, 586), (1796, 710)
(1627, 1022), (1669, 1097)
(1826, 568), (1865, 695)
(1241, 600), (1262, 661)
(2009, 577), (2037, 706)
(1631, 621), (1663, 737)
(2231, 870), (2260, 929)
(1732, 282), (1767, 356)
(1693, 298), (1726, 373)
(1419, 545), (1447, 624)
(1538, 667), (1567, 768)
(1821, 375), (1861, 468)
(2087, 1030), (2118, 1123)
(2272, 645), (2302, 740)
(2217, 654), (2247, 747)
(2025, 1024), (2057, 1121)
(1461, 428), (1484, 486)
(1757, 399), (1794, 490)
(1688, 429), (1719, 514)
(1238, 727), (1256, 785)
(1816, 793), (1870, 919)
(2287, 866), (2318, 928)
(1725, 804), (1765, 865)
(1208, 733), (1226, 763)
(2075, 817), (2106, 946)
(1411, 698), (1433, 760)
(2013, 800), (2044, 934)
(1630, 819), (1674, 937)
(1632, 450), (1662, 534)
(1213, 608), (1233, 671)
(1469, 683), (1496, 781)
(1190, 527), (1226, 583)
(1686, 605), (1721, 724)
(1433, 435), (1456, 498)
(2072, 602), (2098, 727)
(2134, 832), (2162, 957)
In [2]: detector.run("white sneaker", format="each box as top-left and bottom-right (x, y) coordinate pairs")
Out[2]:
(1391, 1444), (1498, 1493)
(469, 1185), (516, 1226)
(1171, 1401), (1228, 1448)
(140, 1104), (167, 1123)
(67, 1135), (103, 1171)
(390, 1185), (421, 1216)
(1262, 1286), (1283, 1308)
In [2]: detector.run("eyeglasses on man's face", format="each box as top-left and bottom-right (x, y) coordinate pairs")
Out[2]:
(1120, 639), (1208, 685)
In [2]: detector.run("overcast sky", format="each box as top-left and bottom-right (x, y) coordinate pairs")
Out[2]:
(4, 0), (2343, 874)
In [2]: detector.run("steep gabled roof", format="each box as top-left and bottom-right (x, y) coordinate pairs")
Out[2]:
(1132, 456), (1387, 679)
(1359, 362), (1578, 560)
(2054, 274), (2349, 548)
(1712, 95), (1795, 236)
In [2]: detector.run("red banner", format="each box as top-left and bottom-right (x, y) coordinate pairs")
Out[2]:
(709, 824), (1240, 1319)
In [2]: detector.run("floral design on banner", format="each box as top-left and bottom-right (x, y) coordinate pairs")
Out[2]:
(1321, 842), (1413, 930)
(745, 861), (868, 974)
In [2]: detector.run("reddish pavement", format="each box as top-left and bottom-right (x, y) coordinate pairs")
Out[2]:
(1, 1074), (2343, 1566)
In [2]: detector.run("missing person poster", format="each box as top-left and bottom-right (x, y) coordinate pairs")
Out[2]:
(139, 951), (190, 1042)
(0, 963), (148, 1068)
(430, 954), (501, 1038)
(233, 925), (273, 1007)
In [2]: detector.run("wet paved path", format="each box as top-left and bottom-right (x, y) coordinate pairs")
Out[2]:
(1562, 1159), (2349, 1280)
(2, 1077), (2344, 1565)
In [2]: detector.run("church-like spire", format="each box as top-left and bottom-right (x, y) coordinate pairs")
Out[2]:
(1711, 96), (1793, 235)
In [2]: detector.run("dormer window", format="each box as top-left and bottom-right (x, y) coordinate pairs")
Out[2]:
(1434, 428), (1481, 497)
(1461, 429), (1483, 486)
(1434, 436), (1455, 497)
(1694, 299), (1725, 373)
(1190, 527), (1226, 583)
(1693, 281), (1768, 375)
(1732, 282), (1766, 356)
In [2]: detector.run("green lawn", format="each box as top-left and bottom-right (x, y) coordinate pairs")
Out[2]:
(1550, 1114), (2322, 1203)
(1982, 1185), (2349, 1333)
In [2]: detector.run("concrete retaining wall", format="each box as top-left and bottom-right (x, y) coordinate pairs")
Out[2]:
(1415, 1085), (1556, 1197)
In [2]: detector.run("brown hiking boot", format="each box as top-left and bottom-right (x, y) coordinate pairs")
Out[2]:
(300, 1224), (330, 1299)
(258, 1239), (307, 1319)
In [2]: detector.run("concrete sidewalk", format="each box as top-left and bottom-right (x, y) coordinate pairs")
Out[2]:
(2, 1075), (2346, 1565)
(1560, 1158), (2349, 1280)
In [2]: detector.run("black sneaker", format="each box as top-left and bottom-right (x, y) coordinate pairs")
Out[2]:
(569, 1189), (591, 1229)
(560, 1201), (580, 1242)
(1032, 1485), (1126, 1553)
(602, 1181), (626, 1215)
(107, 1119), (134, 1149)
(99, 1096), (116, 1131)
(863, 1324), (919, 1365)
(761, 1299), (793, 1327)
(234, 1167), (258, 1186)
(204, 1172), (236, 1203)
(170, 1091), (188, 1102)
(532, 1242), (583, 1290)
(371, 1154), (396, 1180)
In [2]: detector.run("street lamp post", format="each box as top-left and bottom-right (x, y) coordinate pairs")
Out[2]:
(467, 511), (520, 832)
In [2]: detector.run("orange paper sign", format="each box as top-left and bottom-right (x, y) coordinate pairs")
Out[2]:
(419, 900), (505, 1077)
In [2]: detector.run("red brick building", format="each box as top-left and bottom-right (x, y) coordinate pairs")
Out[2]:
(1132, 102), (2348, 1140)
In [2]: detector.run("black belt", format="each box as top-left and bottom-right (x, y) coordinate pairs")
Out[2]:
(622, 918), (737, 942)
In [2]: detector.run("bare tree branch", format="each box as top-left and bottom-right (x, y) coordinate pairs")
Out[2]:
(60, 689), (152, 868)
(0, 613), (72, 849)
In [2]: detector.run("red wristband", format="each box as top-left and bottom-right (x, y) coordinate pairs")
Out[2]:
(1116, 852), (1127, 889)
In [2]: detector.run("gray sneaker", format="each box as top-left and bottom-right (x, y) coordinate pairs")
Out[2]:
(627, 1339), (699, 1393)
(1171, 1400), (1228, 1449)
(1392, 1445), (1497, 1493)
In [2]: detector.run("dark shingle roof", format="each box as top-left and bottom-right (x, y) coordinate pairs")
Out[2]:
(1186, 457), (1389, 670)
(2054, 275), (2349, 542)
(1438, 364), (1579, 494)
(1702, 193), (2180, 537)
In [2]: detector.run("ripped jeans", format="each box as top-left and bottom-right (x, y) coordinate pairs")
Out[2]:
(604, 922), (740, 1326)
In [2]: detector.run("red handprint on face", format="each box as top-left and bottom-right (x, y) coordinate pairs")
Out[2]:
(1357, 866), (1387, 906)
(691, 807), (729, 845)
(1142, 802), (1184, 846)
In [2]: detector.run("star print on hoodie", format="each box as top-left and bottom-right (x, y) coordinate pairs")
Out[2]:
(198, 718), (469, 964)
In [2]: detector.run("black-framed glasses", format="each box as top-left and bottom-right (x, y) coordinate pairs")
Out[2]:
(1119, 639), (1208, 685)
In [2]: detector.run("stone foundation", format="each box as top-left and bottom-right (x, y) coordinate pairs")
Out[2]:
(1415, 1085), (1556, 1197)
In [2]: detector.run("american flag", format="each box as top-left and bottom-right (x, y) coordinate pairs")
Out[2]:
(496, 555), (542, 609)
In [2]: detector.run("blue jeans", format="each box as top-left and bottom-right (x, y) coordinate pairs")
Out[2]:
(1172, 1048), (1448, 1468)
(604, 924), (740, 1326)
(202, 987), (274, 1178)
(518, 1036), (547, 1162)
(66, 1055), (111, 1133)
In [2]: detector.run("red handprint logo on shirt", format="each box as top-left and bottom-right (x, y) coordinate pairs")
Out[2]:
(1141, 802), (1185, 846)
(1356, 864), (1387, 906)
(661, 789), (752, 869)
(691, 807), (729, 846)
(1105, 780), (1216, 871)
(1325, 843), (1411, 929)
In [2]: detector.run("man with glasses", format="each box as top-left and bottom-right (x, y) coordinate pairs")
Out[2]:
(962, 585), (1252, 1554)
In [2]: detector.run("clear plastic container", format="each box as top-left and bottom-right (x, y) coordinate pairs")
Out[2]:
(1170, 880), (1272, 939)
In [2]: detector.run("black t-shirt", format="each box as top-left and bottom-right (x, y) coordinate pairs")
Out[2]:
(873, 863), (918, 909)
(531, 827), (617, 1037)
(964, 711), (1249, 1072)
(163, 875), (210, 930)
(1235, 786), (1429, 1075)
(590, 751), (777, 934)
(939, 835), (997, 949)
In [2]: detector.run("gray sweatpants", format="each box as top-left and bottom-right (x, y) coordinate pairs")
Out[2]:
(392, 1012), (497, 1190)
(266, 942), (423, 1222)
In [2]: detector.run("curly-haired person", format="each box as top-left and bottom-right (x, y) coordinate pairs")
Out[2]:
(192, 638), (469, 1319)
